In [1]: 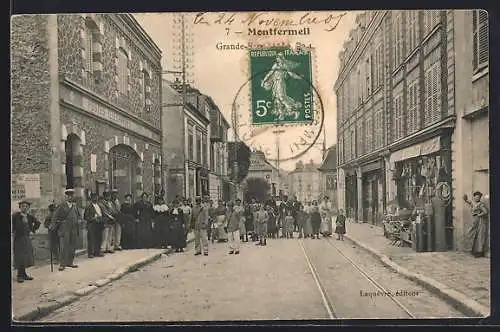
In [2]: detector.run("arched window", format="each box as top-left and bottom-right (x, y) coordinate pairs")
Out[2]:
(85, 26), (93, 73)
(142, 70), (151, 110)
(117, 48), (129, 94)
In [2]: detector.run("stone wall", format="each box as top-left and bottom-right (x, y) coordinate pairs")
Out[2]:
(11, 15), (51, 174)
(57, 14), (161, 129)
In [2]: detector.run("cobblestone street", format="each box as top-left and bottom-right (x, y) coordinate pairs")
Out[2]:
(35, 236), (467, 322)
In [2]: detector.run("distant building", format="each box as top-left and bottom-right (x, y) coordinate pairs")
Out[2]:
(318, 145), (338, 209)
(246, 151), (286, 197)
(288, 160), (321, 202)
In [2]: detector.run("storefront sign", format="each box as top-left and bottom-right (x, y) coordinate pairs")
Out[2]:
(11, 174), (41, 200)
(61, 86), (160, 143)
(390, 137), (440, 163)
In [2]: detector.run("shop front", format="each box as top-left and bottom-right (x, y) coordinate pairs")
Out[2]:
(389, 135), (453, 251)
(344, 169), (358, 220)
(361, 161), (384, 227)
(197, 167), (210, 198)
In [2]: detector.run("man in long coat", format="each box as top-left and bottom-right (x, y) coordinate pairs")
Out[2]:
(12, 200), (41, 283)
(100, 191), (117, 253)
(83, 192), (104, 258)
(52, 189), (82, 271)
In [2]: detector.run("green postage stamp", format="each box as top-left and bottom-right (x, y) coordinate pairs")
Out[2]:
(249, 47), (314, 125)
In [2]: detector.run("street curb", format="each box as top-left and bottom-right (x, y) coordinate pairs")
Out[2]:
(344, 234), (490, 318)
(13, 238), (194, 322)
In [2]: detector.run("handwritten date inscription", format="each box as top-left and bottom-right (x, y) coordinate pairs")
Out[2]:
(193, 12), (346, 32)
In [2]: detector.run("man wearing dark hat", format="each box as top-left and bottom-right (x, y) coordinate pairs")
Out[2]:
(12, 200), (41, 282)
(111, 189), (123, 251)
(52, 189), (81, 271)
(84, 192), (104, 258)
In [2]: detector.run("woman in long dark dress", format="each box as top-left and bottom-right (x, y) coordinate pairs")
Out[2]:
(120, 194), (137, 249)
(153, 198), (169, 249)
(310, 200), (322, 239)
(134, 193), (154, 248)
(12, 200), (41, 283)
(168, 200), (186, 252)
(464, 192), (489, 257)
(266, 205), (278, 239)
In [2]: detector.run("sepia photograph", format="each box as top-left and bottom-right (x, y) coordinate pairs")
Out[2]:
(10, 9), (490, 322)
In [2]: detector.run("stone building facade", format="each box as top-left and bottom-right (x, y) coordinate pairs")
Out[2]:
(288, 160), (322, 203)
(335, 10), (489, 251)
(11, 13), (162, 215)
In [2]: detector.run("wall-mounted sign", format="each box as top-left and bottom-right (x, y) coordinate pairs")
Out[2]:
(11, 174), (41, 200)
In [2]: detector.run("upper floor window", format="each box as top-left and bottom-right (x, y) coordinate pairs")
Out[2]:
(424, 10), (441, 36)
(392, 12), (404, 70)
(142, 70), (150, 110)
(473, 10), (489, 72)
(393, 93), (404, 140)
(356, 121), (364, 156)
(374, 107), (384, 149)
(365, 55), (372, 97)
(365, 115), (373, 153)
(202, 133), (208, 167)
(407, 11), (419, 55)
(350, 128), (356, 159)
(373, 43), (384, 89)
(85, 26), (94, 73)
(188, 125), (194, 161)
(117, 48), (129, 94)
(196, 131), (202, 164)
(424, 62), (442, 126)
(407, 80), (421, 134)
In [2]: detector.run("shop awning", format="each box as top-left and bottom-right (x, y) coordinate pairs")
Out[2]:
(390, 137), (441, 164)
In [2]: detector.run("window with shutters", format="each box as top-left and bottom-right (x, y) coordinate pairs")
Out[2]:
(407, 11), (419, 55)
(424, 10), (441, 36)
(406, 80), (420, 134)
(357, 121), (363, 156)
(365, 115), (373, 153)
(196, 131), (202, 164)
(393, 93), (404, 140)
(374, 108), (384, 148)
(373, 43), (384, 88)
(345, 131), (350, 161)
(85, 26), (93, 73)
(366, 55), (372, 96)
(351, 129), (356, 158)
(424, 63), (442, 126)
(473, 10), (489, 71)
(392, 12), (403, 69)
(117, 48), (128, 94)
(356, 69), (362, 105)
(188, 125), (194, 161)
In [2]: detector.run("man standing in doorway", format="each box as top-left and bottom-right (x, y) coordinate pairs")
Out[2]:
(111, 189), (123, 251)
(52, 189), (81, 271)
(192, 197), (209, 256)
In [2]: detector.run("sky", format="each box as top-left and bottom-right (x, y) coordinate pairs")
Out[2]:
(134, 11), (360, 171)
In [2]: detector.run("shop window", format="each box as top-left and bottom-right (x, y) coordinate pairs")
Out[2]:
(473, 10), (489, 72)
(407, 80), (421, 134)
(423, 10), (441, 37)
(406, 10), (420, 55)
(424, 62), (441, 126)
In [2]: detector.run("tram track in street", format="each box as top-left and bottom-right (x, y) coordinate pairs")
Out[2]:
(299, 237), (416, 319)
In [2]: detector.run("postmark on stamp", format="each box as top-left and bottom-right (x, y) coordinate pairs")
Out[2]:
(232, 44), (324, 164)
(249, 47), (314, 125)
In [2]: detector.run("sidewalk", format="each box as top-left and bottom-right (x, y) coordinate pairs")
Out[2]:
(344, 222), (490, 317)
(12, 233), (194, 322)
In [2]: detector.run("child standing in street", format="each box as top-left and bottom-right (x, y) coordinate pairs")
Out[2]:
(335, 209), (346, 241)
(284, 211), (295, 239)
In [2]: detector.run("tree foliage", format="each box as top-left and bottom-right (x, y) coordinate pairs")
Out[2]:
(244, 177), (270, 202)
(228, 142), (251, 183)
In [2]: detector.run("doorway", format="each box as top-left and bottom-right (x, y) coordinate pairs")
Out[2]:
(65, 134), (81, 190)
(109, 144), (140, 200)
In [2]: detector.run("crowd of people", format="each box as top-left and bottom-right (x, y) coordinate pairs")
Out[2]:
(11, 189), (347, 284)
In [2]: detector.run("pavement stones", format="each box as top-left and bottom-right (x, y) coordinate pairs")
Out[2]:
(13, 234), (194, 322)
(344, 222), (490, 317)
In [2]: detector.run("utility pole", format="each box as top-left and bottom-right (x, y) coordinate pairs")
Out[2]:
(272, 129), (285, 177)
